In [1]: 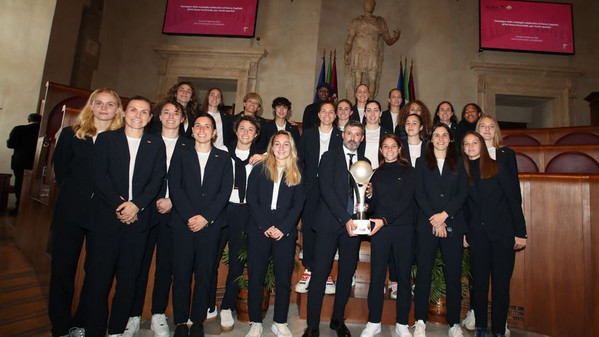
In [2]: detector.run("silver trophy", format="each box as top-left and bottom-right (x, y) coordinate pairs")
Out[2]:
(349, 160), (374, 235)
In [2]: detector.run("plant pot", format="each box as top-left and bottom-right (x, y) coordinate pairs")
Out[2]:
(236, 288), (270, 322)
(428, 296), (447, 324)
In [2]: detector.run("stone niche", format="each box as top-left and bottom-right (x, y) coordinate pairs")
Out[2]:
(471, 61), (582, 127)
(153, 45), (268, 110)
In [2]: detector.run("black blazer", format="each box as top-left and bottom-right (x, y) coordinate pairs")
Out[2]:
(496, 146), (522, 204)
(51, 127), (95, 228)
(259, 120), (301, 150)
(7, 122), (40, 170)
(246, 163), (305, 236)
(87, 128), (166, 233)
(380, 110), (395, 133)
(298, 127), (343, 193)
(168, 145), (233, 230)
(302, 101), (322, 131)
(350, 105), (362, 123)
(401, 139), (427, 168)
(148, 104), (197, 139)
(315, 147), (368, 234)
(208, 111), (235, 147)
(466, 159), (527, 240)
(367, 161), (417, 227)
(414, 156), (468, 235)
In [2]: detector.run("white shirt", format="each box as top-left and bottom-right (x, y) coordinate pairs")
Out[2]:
(488, 146), (497, 160)
(271, 167), (284, 210)
(437, 158), (445, 175)
(409, 141), (422, 167)
(391, 111), (399, 131)
(364, 127), (381, 169)
(357, 107), (365, 122)
(208, 111), (225, 150)
(126, 136), (142, 201)
(229, 148), (254, 203)
(276, 121), (286, 131)
(318, 128), (333, 163)
(162, 136), (178, 198)
(197, 151), (210, 183)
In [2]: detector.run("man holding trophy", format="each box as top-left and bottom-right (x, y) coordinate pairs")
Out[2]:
(303, 119), (371, 337)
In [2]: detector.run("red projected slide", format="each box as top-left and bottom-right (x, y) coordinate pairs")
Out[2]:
(163, 0), (259, 37)
(480, 0), (574, 54)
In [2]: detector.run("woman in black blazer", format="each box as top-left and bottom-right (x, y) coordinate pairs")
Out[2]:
(295, 101), (343, 294)
(394, 100), (433, 141)
(260, 97), (301, 149)
(79, 96), (166, 337)
(401, 114), (427, 168)
(127, 101), (188, 337)
(476, 116), (520, 187)
(168, 113), (233, 337)
(413, 123), (468, 337)
(358, 100), (391, 169)
(245, 130), (305, 337)
(432, 101), (458, 137)
(462, 132), (527, 337)
(361, 134), (417, 337)
(48, 88), (124, 337)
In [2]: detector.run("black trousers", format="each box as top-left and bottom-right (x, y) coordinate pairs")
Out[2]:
(209, 203), (250, 311)
(300, 187), (319, 270)
(368, 225), (415, 324)
(171, 224), (220, 325)
(469, 235), (515, 335)
(413, 230), (463, 326)
(48, 223), (87, 337)
(306, 226), (361, 326)
(246, 225), (296, 323)
(131, 212), (173, 316)
(76, 228), (148, 337)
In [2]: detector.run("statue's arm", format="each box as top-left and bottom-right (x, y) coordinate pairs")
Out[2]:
(344, 20), (357, 64)
(380, 18), (400, 45)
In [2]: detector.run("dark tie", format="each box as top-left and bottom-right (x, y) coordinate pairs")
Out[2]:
(347, 153), (355, 214)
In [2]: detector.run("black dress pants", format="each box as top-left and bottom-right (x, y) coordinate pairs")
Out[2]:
(306, 226), (361, 326)
(299, 185), (319, 271)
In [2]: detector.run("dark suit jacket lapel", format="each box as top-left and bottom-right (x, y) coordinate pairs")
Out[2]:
(116, 129), (131, 181)
(202, 147), (220, 186)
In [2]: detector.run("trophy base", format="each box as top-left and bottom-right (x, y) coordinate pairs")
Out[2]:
(352, 219), (371, 235)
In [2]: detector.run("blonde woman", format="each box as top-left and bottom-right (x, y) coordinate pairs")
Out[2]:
(49, 88), (123, 337)
(245, 131), (305, 337)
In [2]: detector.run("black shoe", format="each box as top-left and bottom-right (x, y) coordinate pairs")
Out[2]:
(329, 319), (351, 337)
(302, 326), (319, 337)
(474, 327), (488, 337)
(190, 323), (204, 337)
(174, 324), (189, 337)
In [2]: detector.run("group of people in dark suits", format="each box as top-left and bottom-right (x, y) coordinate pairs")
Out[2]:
(45, 81), (526, 337)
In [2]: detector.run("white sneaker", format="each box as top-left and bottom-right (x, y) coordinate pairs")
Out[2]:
(448, 324), (464, 337)
(245, 322), (263, 337)
(395, 323), (412, 337)
(271, 322), (292, 337)
(351, 273), (357, 287)
(151, 314), (170, 337)
(360, 322), (381, 337)
(206, 306), (218, 321)
(108, 334), (122, 337)
(325, 276), (336, 295)
(461, 309), (475, 330)
(505, 324), (511, 337)
(220, 309), (235, 331)
(295, 270), (311, 293)
(413, 320), (426, 337)
(299, 250), (304, 259)
(122, 316), (140, 337)
(334, 249), (340, 260)
(68, 327), (85, 337)
(389, 282), (398, 300)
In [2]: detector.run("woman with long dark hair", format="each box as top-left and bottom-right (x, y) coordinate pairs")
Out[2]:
(360, 134), (416, 337)
(48, 88), (123, 337)
(395, 100), (432, 141)
(462, 131), (527, 337)
(412, 123), (468, 337)
(244, 131), (305, 337)
(432, 101), (458, 136)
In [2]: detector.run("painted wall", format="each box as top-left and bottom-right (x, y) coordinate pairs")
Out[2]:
(0, 0), (57, 199)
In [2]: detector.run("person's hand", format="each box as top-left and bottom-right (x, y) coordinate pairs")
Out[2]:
(188, 215), (208, 232)
(463, 235), (469, 248)
(266, 226), (284, 241)
(156, 198), (172, 214)
(433, 224), (447, 238)
(368, 219), (384, 236)
(429, 211), (449, 228)
(249, 154), (266, 165)
(345, 219), (358, 237)
(514, 237), (527, 250)
(116, 201), (139, 224)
